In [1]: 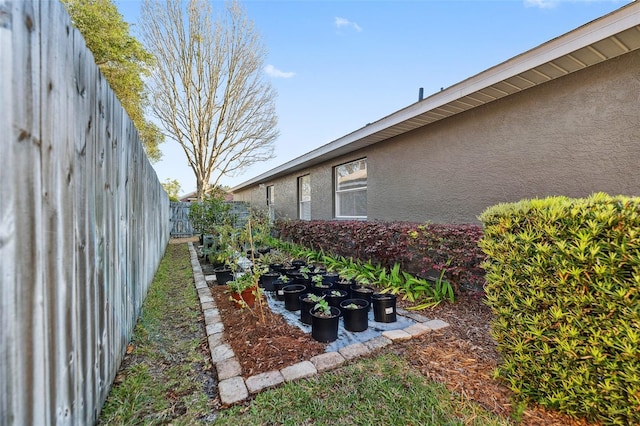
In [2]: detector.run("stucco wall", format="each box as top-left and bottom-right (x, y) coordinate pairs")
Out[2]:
(234, 50), (640, 223)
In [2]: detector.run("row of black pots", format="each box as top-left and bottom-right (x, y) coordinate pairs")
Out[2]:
(285, 287), (349, 313)
(268, 259), (307, 274)
(307, 294), (397, 342)
(278, 285), (397, 343)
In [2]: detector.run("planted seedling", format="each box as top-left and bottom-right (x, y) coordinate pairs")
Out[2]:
(313, 299), (333, 317)
(304, 293), (324, 303)
(311, 274), (324, 287)
(343, 303), (359, 310)
(278, 274), (291, 284)
(299, 266), (311, 279)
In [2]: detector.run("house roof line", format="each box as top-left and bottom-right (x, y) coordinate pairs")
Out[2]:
(231, 2), (640, 193)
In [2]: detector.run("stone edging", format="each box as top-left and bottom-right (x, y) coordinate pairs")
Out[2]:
(187, 242), (450, 405)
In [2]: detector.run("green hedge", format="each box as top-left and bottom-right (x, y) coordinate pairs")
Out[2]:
(478, 193), (640, 425)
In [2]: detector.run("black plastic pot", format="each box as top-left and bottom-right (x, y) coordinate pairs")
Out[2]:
(257, 246), (271, 255)
(259, 272), (280, 291)
(372, 293), (397, 323)
(310, 306), (341, 342)
(311, 282), (333, 297)
(291, 259), (307, 269)
(283, 284), (307, 311)
(279, 266), (297, 276)
(350, 285), (374, 310)
(269, 263), (284, 274)
(334, 279), (353, 293)
(214, 267), (234, 286)
(324, 289), (348, 310)
(321, 272), (340, 284)
(286, 271), (309, 285)
(340, 298), (370, 332)
(299, 293), (316, 325)
(273, 279), (289, 301)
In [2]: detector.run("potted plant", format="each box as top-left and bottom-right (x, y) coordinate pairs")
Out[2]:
(350, 283), (375, 310)
(340, 298), (370, 332)
(273, 274), (290, 301)
(259, 270), (280, 291)
(213, 223), (240, 285)
(335, 277), (354, 293)
(311, 273), (333, 296)
(310, 299), (341, 343)
(321, 271), (339, 285)
(291, 259), (307, 270)
(253, 253), (279, 291)
(283, 283), (307, 311)
(228, 273), (259, 308)
(371, 293), (397, 323)
(260, 250), (289, 274)
(297, 266), (313, 284)
(299, 293), (323, 325)
(323, 289), (348, 310)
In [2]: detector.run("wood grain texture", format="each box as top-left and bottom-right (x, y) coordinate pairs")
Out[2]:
(1, 1), (170, 424)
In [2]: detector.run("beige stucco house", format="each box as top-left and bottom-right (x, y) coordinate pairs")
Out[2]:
(231, 3), (640, 224)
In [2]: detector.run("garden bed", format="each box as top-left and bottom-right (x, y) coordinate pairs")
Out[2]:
(202, 252), (595, 425)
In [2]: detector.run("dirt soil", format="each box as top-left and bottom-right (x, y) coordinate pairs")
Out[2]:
(199, 253), (596, 425)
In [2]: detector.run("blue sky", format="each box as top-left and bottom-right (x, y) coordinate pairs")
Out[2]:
(115, 0), (633, 196)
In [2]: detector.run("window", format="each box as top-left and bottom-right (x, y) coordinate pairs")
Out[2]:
(266, 185), (274, 206)
(335, 159), (367, 218)
(266, 185), (275, 222)
(298, 175), (311, 220)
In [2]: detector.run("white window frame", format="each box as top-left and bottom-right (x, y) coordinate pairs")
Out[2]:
(334, 158), (367, 219)
(298, 175), (311, 221)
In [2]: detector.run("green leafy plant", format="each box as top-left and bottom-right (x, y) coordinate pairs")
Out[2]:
(479, 193), (640, 425)
(312, 299), (333, 317)
(278, 274), (290, 284)
(311, 274), (324, 286)
(272, 237), (454, 309)
(228, 273), (255, 294)
(298, 266), (311, 280)
(188, 192), (232, 235)
(304, 294), (324, 303)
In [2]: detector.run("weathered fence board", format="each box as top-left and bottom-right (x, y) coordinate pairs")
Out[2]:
(1, 1), (170, 424)
(170, 201), (194, 237)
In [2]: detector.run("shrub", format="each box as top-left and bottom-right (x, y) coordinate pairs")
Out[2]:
(479, 193), (640, 425)
(273, 219), (485, 294)
(188, 191), (232, 235)
(405, 223), (486, 293)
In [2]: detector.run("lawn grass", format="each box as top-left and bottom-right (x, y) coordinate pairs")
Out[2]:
(213, 353), (511, 426)
(98, 243), (214, 425)
(98, 242), (512, 425)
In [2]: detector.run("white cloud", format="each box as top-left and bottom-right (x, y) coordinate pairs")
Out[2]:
(334, 16), (362, 32)
(264, 64), (295, 79)
(524, 0), (558, 8)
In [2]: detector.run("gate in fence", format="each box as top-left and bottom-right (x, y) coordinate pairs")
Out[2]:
(169, 201), (250, 237)
(170, 202), (194, 237)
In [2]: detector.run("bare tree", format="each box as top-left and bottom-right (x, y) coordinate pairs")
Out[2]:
(141, 0), (278, 200)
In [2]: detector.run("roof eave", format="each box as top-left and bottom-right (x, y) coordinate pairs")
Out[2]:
(231, 2), (640, 193)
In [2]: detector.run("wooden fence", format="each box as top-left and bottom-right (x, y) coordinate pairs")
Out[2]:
(1, 1), (170, 424)
(170, 201), (250, 237)
(170, 201), (194, 237)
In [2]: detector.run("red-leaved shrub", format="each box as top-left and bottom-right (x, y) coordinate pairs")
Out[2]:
(273, 220), (485, 294)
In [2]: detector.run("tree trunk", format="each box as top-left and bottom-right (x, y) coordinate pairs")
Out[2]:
(196, 179), (209, 201)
